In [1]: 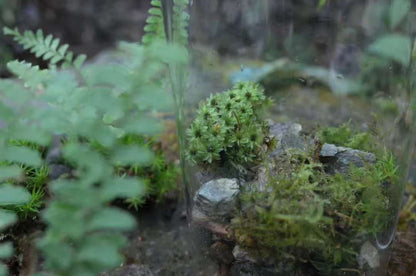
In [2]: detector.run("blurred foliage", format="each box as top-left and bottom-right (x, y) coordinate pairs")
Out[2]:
(0, 0), (189, 274)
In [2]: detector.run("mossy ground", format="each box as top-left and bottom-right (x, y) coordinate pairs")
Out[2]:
(230, 124), (399, 274)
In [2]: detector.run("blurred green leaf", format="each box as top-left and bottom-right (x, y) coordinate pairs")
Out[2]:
(83, 65), (130, 91)
(0, 264), (7, 276)
(8, 126), (51, 146)
(0, 166), (23, 182)
(7, 60), (49, 89)
(87, 207), (136, 231)
(112, 145), (154, 166)
(368, 34), (411, 66)
(0, 242), (13, 259)
(78, 234), (125, 269)
(0, 210), (17, 230)
(0, 185), (30, 205)
(121, 116), (163, 135)
(390, 0), (411, 29)
(0, 146), (42, 167)
(42, 202), (86, 239)
(101, 177), (145, 201)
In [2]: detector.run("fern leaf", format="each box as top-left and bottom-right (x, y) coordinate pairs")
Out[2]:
(7, 60), (49, 89)
(173, 0), (189, 46)
(3, 28), (87, 69)
(142, 0), (165, 45)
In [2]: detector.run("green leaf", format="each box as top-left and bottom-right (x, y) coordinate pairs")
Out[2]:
(42, 202), (86, 239)
(101, 177), (145, 201)
(9, 126), (51, 146)
(78, 239), (124, 270)
(3, 27), (18, 36)
(7, 60), (49, 89)
(87, 207), (136, 231)
(51, 38), (60, 51)
(0, 264), (7, 276)
(0, 166), (23, 182)
(0, 210), (17, 230)
(390, 0), (411, 29)
(0, 242), (13, 258)
(58, 44), (69, 56)
(0, 146), (42, 167)
(111, 145), (154, 166)
(0, 185), (31, 206)
(74, 54), (87, 69)
(121, 116), (163, 135)
(368, 34), (411, 66)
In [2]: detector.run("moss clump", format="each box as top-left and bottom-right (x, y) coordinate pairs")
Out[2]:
(318, 122), (376, 153)
(231, 126), (398, 273)
(186, 81), (273, 166)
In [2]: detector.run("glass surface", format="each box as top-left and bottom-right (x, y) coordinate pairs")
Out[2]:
(184, 1), (415, 274)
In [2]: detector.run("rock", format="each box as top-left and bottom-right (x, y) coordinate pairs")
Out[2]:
(232, 246), (257, 263)
(230, 262), (279, 276)
(193, 178), (240, 223)
(268, 121), (307, 157)
(319, 143), (376, 174)
(358, 241), (380, 269)
(210, 241), (235, 265)
(48, 164), (72, 180)
(101, 264), (153, 276)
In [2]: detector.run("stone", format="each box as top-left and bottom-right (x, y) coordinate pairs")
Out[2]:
(232, 246), (257, 263)
(268, 121), (307, 157)
(48, 164), (72, 180)
(210, 241), (235, 265)
(193, 178), (239, 223)
(358, 241), (380, 269)
(101, 264), (153, 276)
(319, 143), (376, 174)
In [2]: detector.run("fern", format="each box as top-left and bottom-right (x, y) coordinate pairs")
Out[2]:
(142, 0), (189, 46)
(3, 27), (86, 69)
(142, 0), (165, 45)
(172, 0), (189, 46)
(6, 60), (49, 89)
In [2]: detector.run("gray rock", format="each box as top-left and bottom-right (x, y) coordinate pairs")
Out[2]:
(101, 264), (153, 276)
(232, 246), (257, 263)
(231, 263), (279, 276)
(319, 143), (376, 174)
(268, 121), (307, 157)
(48, 164), (72, 180)
(193, 178), (239, 223)
(357, 241), (380, 269)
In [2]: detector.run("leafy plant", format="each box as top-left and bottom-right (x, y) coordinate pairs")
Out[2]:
(186, 81), (273, 166)
(0, 0), (190, 273)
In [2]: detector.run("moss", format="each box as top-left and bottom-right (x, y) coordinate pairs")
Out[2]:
(231, 141), (398, 273)
(318, 122), (379, 154)
(186, 81), (274, 167)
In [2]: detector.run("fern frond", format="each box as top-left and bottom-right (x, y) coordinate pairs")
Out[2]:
(173, 0), (189, 46)
(3, 27), (86, 69)
(142, 0), (189, 47)
(142, 0), (165, 45)
(7, 60), (49, 89)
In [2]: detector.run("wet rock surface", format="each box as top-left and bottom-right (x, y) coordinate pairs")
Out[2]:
(268, 121), (307, 158)
(358, 241), (380, 270)
(319, 143), (376, 174)
(193, 178), (240, 223)
(101, 264), (153, 276)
